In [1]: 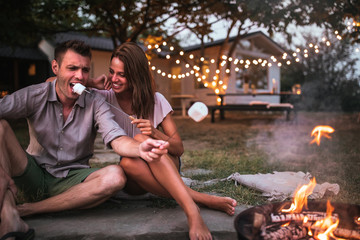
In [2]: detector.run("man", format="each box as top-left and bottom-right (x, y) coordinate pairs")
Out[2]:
(0, 40), (168, 239)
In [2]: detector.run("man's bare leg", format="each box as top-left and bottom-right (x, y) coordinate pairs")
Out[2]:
(0, 120), (126, 217)
(0, 120), (30, 237)
(17, 165), (126, 216)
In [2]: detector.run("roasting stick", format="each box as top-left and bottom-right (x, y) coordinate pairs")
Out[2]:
(72, 83), (135, 119)
(72, 83), (208, 144)
(130, 101), (208, 144)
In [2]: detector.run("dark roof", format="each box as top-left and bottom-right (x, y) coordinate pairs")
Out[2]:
(182, 31), (285, 55)
(0, 45), (48, 60)
(47, 32), (118, 51)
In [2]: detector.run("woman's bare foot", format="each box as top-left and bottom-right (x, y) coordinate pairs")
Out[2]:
(188, 212), (212, 240)
(200, 195), (237, 216)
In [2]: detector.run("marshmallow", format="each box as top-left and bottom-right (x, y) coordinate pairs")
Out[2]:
(72, 83), (86, 95)
(187, 102), (208, 122)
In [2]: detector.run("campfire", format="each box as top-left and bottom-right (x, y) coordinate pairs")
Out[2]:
(234, 177), (360, 239)
(234, 123), (359, 239)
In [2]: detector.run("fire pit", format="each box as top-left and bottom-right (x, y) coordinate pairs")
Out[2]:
(234, 200), (360, 239)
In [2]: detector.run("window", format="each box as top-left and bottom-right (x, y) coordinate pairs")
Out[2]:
(235, 55), (268, 90)
(28, 64), (36, 76)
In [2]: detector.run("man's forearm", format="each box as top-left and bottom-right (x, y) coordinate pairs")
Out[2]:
(110, 136), (140, 157)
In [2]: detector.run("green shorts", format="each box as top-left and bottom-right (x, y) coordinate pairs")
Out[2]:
(13, 154), (99, 202)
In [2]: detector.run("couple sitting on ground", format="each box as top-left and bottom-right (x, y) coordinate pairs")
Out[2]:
(0, 40), (236, 240)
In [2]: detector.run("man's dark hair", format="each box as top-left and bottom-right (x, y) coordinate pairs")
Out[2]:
(54, 40), (92, 65)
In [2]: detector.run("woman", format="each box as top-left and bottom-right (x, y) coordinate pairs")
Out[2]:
(91, 42), (237, 240)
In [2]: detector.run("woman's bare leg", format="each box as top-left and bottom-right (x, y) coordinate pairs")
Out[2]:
(120, 157), (236, 215)
(119, 134), (237, 239)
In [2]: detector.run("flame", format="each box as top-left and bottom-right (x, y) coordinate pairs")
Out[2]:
(279, 177), (345, 239)
(282, 178), (317, 213)
(310, 125), (335, 146)
(355, 216), (360, 225)
(311, 201), (344, 240)
(281, 222), (290, 227)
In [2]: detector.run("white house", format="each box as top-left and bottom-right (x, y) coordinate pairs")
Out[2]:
(150, 31), (286, 109)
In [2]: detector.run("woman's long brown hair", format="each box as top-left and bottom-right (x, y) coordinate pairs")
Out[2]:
(111, 42), (155, 119)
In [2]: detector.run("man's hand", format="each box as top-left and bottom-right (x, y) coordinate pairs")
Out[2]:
(139, 138), (169, 162)
(0, 167), (17, 209)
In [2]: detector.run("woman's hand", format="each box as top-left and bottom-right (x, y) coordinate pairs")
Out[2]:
(89, 74), (112, 90)
(130, 118), (155, 137)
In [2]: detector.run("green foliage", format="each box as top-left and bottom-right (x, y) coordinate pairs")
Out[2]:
(281, 33), (360, 111)
(0, 0), (85, 47)
(1, 0), (357, 47)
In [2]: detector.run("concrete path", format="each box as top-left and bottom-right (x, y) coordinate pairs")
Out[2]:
(25, 200), (247, 239)
(23, 134), (249, 239)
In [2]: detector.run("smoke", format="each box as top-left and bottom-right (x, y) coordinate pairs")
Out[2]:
(251, 113), (333, 166)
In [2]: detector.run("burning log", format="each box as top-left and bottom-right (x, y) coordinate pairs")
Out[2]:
(235, 201), (360, 240)
(333, 228), (360, 239)
(270, 212), (335, 223)
(236, 177), (359, 240)
(261, 223), (307, 240)
(260, 224), (360, 240)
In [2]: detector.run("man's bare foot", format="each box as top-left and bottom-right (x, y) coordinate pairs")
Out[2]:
(201, 195), (237, 216)
(188, 213), (212, 240)
(0, 206), (29, 239)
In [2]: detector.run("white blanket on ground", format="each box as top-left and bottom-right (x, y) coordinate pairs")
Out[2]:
(225, 171), (340, 201)
(111, 171), (340, 202)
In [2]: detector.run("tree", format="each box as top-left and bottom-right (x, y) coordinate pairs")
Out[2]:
(1, 0), (356, 47)
(0, 0), (85, 47)
(1, 0), (359, 97)
(281, 33), (360, 111)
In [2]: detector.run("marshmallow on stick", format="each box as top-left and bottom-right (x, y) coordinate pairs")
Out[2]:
(187, 102), (208, 122)
(72, 83), (87, 95)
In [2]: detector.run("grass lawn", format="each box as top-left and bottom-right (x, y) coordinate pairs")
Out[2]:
(11, 111), (360, 206)
(176, 111), (360, 206)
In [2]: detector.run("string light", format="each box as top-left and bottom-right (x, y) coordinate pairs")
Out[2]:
(143, 26), (358, 94)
